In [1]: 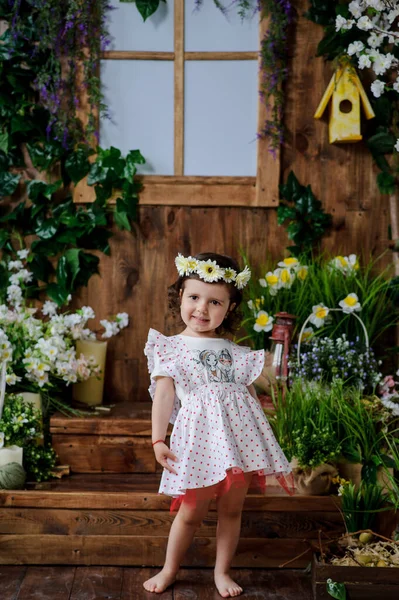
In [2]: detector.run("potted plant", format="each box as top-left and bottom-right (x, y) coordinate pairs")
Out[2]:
(268, 380), (341, 494)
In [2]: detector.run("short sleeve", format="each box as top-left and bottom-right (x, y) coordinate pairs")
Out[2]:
(231, 342), (265, 386)
(144, 328), (180, 424)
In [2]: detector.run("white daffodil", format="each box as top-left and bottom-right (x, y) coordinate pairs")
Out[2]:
(301, 327), (314, 342)
(222, 267), (237, 284)
(247, 297), (264, 312)
(297, 265), (309, 281)
(235, 266), (251, 289)
(175, 253), (198, 277)
(309, 304), (329, 328)
(260, 271), (280, 296)
(5, 373), (21, 385)
(0, 432), (4, 448)
(277, 257), (300, 270)
(196, 259), (224, 283)
(253, 310), (274, 333)
(339, 293), (362, 313)
(279, 267), (295, 289)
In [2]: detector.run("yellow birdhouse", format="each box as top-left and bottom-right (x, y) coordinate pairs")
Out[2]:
(314, 63), (375, 143)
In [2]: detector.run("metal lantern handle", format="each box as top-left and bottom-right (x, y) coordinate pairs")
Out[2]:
(297, 308), (369, 367)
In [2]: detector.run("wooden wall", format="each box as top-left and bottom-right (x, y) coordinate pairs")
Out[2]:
(77, 0), (392, 404)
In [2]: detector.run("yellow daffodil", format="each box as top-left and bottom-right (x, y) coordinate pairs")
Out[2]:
(309, 303), (329, 328)
(253, 310), (274, 333)
(339, 293), (361, 314)
(259, 271), (280, 296)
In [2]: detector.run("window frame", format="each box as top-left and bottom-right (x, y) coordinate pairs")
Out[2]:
(74, 2), (278, 208)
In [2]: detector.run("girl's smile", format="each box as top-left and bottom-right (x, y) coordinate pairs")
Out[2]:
(179, 279), (233, 338)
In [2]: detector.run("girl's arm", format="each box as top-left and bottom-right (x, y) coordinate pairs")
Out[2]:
(151, 376), (179, 474)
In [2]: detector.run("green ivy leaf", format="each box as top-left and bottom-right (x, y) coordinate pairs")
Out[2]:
(27, 180), (62, 202)
(279, 170), (302, 202)
(0, 131), (8, 153)
(134, 0), (162, 22)
(65, 147), (92, 184)
(377, 172), (396, 195)
(0, 170), (20, 197)
(45, 282), (70, 306)
(29, 254), (54, 283)
(367, 131), (396, 155)
(114, 197), (131, 231)
(35, 218), (58, 240)
(326, 579), (346, 600)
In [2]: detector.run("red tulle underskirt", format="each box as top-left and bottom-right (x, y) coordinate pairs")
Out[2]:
(169, 468), (295, 512)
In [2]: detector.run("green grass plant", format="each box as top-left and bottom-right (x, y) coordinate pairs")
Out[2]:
(240, 252), (398, 350)
(338, 480), (388, 533)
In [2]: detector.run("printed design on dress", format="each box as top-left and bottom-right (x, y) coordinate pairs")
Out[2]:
(193, 347), (235, 383)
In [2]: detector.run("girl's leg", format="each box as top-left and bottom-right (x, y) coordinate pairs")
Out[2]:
(143, 486), (215, 593)
(214, 472), (253, 598)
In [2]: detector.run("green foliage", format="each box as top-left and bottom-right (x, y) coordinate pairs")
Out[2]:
(339, 480), (388, 533)
(268, 380), (342, 467)
(278, 171), (332, 257)
(0, 3), (145, 304)
(0, 393), (57, 482)
(120, 0), (166, 22)
(326, 579), (346, 600)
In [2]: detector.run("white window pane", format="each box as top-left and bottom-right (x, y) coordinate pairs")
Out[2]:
(185, 0), (259, 52)
(184, 61), (258, 176)
(107, 0), (173, 52)
(100, 60), (174, 175)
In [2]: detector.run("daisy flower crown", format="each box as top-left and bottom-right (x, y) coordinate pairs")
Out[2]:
(175, 254), (251, 289)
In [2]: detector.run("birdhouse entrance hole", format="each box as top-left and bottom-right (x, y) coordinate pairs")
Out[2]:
(339, 99), (353, 114)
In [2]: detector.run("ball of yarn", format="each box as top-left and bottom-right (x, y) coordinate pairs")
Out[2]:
(0, 462), (26, 489)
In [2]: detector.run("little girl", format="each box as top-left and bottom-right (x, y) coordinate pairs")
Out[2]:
(144, 252), (292, 597)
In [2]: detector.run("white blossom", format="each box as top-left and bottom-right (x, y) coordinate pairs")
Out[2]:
(370, 79), (385, 97)
(348, 41), (365, 56)
(16, 249), (29, 259)
(395, 139), (399, 152)
(358, 53), (372, 69)
(349, 1), (363, 19)
(42, 301), (58, 317)
(357, 15), (374, 31)
(336, 15), (354, 32)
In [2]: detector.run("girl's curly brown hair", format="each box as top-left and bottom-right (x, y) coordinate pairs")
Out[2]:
(168, 252), (244, 335)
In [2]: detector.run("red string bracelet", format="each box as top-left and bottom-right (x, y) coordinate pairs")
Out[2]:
(152, 439), (165, 446)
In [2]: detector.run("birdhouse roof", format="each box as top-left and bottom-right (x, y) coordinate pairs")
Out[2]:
(314, 64), (375, 120)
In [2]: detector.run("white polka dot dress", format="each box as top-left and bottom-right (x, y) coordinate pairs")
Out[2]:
(145, 329), (291, 499)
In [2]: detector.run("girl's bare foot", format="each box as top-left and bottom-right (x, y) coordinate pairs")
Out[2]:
(143, 569), (177, 593)
(214, 573), (243, 598)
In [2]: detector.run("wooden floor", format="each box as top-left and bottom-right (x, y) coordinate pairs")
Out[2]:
(0, 566), (313, 599)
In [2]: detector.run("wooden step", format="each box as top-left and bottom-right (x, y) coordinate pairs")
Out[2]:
(50, 403), (170, 473)
(0, 473), (346, 568)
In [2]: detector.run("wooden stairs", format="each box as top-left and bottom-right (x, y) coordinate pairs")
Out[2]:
(0, 403), (348, 567)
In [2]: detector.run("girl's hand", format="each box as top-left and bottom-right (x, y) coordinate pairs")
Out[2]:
(153, 442), (179, 474)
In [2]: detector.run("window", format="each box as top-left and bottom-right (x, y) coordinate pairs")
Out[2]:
(75, 1), (278, 207)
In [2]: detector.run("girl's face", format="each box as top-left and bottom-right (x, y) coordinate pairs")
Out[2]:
(179, 278), (233, 338)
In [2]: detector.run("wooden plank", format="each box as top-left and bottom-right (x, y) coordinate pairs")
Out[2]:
(174, 0), (184, 175)
(70, 567), (123, 600)
(0, 535), (312, 568)
(0, 486), (341, 511)
(255, 13), (280, 207)
(185, 52), (258, 60)
(0, 508), (343, 539)
(73, 175), (257, 206)
(313, 582), (399, 600)
(121, 568), (173, 600)
(51, 435), (156, 473)
(102, 51), (174, 60)
(101, 51), (258, 61)
(0, 565), (27, 600)
(16, 566), (75, 600)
